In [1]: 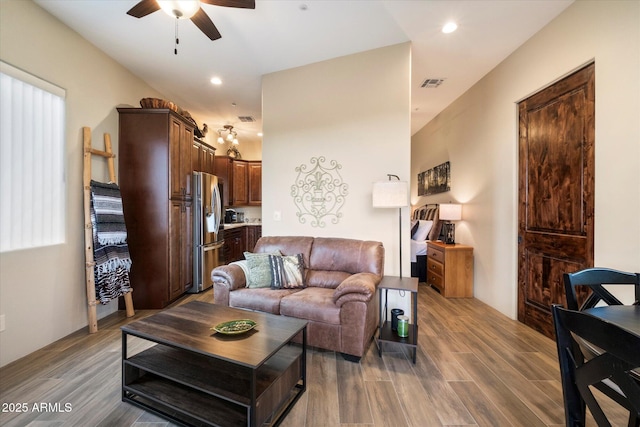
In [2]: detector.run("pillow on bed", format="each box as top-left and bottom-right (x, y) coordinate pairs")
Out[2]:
(410, 220), (419, 237)
(412, 220), (433, 241)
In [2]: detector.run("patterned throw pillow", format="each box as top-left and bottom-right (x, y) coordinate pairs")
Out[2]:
(244, 252), (278, 288)
(269, 253), (305, 289)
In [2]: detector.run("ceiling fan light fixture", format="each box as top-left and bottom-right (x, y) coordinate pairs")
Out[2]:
(158, 0), (201, 19)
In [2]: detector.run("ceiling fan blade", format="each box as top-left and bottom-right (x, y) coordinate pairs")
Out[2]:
(191, 8), (222, 40)
(200, 0), (256, 9)
(126, 0), (160, 18)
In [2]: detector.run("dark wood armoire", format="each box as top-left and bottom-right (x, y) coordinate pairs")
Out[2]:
(117, 108), (195, 309)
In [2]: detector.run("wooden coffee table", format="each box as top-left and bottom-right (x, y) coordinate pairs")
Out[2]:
(121, 301), (307, 427)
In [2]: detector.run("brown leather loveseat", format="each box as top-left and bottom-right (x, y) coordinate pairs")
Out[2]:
(211, 236), (384, 361)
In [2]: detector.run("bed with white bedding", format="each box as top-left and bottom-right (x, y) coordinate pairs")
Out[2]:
(410, 204), (442, 282)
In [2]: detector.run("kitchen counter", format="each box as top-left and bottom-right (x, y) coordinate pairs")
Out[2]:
(223, 222), (262, 230)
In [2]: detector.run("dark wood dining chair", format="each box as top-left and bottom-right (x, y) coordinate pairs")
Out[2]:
(552, 304), (640, 427)
(563, 267), (640, 311)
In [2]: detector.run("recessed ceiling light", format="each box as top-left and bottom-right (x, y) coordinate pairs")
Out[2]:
(257, 132), (263, 137)
(210, 77), (222, 85)
(442, 22), (458, 34)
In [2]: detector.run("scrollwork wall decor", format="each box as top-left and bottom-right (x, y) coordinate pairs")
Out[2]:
(291, 156), (348, 227)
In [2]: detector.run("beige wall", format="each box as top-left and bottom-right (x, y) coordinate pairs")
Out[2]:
(411, 0), (640, 318)
(262, 43), (413, 314)
(0, 1), (165, 366)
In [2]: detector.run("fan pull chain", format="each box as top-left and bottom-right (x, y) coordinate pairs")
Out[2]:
(174, 18), (179, 55)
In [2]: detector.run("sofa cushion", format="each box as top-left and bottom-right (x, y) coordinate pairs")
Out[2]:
(229, 288), (300, 314)
(280, 288), (341, 325)
(244, 252), (276, 288)
(310, 237), (384, 276)
(255, 236), (314, 269)
(270, 253), (305, 289)
(305, 270), (352, 289)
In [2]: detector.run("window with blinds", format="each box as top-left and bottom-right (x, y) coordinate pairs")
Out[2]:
(0, 61), (66, 252)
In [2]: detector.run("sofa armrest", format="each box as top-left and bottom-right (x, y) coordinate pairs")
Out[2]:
(212, 264), (246, 290)
(212, 264), (246, 306)
(333, 272), (380, 308)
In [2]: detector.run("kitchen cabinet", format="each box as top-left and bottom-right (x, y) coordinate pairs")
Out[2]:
(248, 161), (262, 206)
(245, 225), (262, 252)
(169, 116), (193, 199)
(222, 225), (262, 263)
(169, 200), (193, 301)
(192, 139), (216, 175)
(214, 156), (261, 207)
(223, 227), (245, 264)
(232, 160), (248, 206)
(202, 144), (216, 174)
(117, 108), (195, 309)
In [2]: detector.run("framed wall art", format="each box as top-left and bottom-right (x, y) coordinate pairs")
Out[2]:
(418, 161), (450, 196)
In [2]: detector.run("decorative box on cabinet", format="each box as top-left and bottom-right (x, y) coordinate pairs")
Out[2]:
(427, 241), (474, 298)
(117, 108), (195, 309)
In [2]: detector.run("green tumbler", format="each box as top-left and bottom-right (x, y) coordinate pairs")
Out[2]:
(397, 315), (409, 337)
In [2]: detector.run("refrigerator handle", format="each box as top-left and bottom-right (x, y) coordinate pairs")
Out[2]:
(212, 180), (222, 233)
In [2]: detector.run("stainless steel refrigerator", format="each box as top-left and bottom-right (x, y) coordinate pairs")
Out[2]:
(189, 171), (224, 293)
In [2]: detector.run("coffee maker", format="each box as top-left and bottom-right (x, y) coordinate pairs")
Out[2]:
(224, 209), (237, 223)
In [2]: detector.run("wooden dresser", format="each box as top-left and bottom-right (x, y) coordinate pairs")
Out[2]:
(427, 241), (474, 298)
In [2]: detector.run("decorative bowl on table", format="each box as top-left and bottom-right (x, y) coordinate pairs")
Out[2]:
(211, 319), (257, 335)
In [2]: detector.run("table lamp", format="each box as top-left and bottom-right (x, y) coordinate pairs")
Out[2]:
(439, 203), (462, 244)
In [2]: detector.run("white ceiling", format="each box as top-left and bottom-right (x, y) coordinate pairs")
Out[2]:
(34, 0), (573, 146)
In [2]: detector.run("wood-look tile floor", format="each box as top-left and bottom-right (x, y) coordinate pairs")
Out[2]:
(0, 284), (629, 426)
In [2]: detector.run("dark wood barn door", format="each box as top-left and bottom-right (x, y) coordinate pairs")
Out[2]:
(517, 63), (595, 338)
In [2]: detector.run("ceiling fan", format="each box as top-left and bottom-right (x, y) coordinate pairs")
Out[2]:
(127, 0), (256, 41)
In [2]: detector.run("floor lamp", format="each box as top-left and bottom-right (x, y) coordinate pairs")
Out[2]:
(373, 174), (409, 278)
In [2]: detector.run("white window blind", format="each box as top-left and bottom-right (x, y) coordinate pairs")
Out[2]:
(0, 61), (66, 252)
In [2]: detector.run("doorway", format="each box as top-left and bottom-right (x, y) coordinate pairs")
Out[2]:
(517, 63), (595, 338)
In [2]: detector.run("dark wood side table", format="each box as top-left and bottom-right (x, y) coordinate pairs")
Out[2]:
(375, 276), (419, 364)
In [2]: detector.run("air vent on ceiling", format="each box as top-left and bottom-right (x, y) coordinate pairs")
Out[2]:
(237, 116), (255, 122)
(421, 78), (445, 88)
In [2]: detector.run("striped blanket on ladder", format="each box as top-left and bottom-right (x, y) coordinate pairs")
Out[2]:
(90, 180), (132, 304)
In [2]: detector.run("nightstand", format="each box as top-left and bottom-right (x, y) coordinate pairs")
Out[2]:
(375, 276), (418, 364)
(427, 241), (474, 298)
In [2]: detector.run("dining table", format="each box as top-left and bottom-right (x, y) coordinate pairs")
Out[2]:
(583, 305), (640, 337)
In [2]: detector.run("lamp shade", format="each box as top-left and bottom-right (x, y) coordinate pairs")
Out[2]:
(372, 181), (408, 208)
(439, 203), (462, 220)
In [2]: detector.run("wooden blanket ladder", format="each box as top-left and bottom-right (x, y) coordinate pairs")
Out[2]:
(83, 127), (134, 333)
